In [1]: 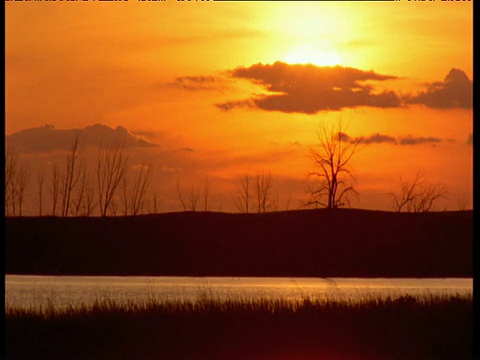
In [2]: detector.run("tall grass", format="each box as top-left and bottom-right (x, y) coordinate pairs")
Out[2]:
(6, 293), (472, 360)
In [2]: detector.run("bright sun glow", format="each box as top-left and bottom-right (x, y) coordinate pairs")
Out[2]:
(283, 45), (343, 67)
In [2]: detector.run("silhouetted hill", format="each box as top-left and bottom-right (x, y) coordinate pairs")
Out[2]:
(5, 209), (472, 277)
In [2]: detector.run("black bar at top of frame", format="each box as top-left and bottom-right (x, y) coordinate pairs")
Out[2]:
(213, 0), (398, 2)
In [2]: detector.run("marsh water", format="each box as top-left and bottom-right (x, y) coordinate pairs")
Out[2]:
(5, 275), (472, 311)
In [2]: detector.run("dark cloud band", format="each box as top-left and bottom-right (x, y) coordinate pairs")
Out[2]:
(6, 124), (156, 153)
(405, 68), (472, 109)
(217, 62), (401, 114)
(171, 64), (472, 113)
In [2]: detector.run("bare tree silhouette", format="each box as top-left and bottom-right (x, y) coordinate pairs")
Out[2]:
(176, 177), (210, 212)
(16, 166), (30, 216)
(305, 121), (363, 209)
(83, 181), (96, 216)
(234, 172), (276, 213)
(121, 161), (154, 215)
(72, 162), (95, 216)
(36, 167), (45, 216)
(389, 173), (447, 212)
(6, 131), (163, 217)
(234, 174), (252, 213)
(5, 145), (30, 216)
(97, 140), (129, 216)
(5, 146), (18, 216)
(50, 164), (61, 216)
(148, 190), (161, 214)
(203, 176), (210, 212)
(61, 132), (83, 217)
(456, 195), (470, 211)
(176, 180), (199, 211)
(255, 171), (274, 213)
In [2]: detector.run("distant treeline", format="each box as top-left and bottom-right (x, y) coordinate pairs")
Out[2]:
(5, 209), (472, 277)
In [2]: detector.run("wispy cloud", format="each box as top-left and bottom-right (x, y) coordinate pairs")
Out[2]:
(340, 132), (450, 146)
(168, 76), (221, 91)
(215, 99), (254, 112)
(397, 135), (443, 146)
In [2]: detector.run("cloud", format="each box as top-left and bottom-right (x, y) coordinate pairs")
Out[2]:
(361, 133), (397, 145)
(406, 68), (472, 109)
(181, 147), (195, 152)
(130, 129), (162, 141)
(466, 133), (473, 146)
(339, 132), (396, 145)
(340, 132), (447, 146)
(215, 99), (254, 112)
(338, 132), (354, 143)
(397, 135), (443, 145)
(6, 124), (156, 153)
(168, 76), (221, 91)
(216, 61), (401, 114)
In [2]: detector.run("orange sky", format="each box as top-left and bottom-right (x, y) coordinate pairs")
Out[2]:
(5, 0), (473, 214)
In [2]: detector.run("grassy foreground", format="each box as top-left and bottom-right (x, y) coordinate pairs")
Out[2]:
(6, 294), (472, 360)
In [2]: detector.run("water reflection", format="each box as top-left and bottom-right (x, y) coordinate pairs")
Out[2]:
(5, 275), (472, 311)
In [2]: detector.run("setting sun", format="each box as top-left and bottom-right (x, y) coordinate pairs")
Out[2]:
(283, 45), (343, 66)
